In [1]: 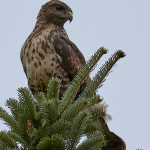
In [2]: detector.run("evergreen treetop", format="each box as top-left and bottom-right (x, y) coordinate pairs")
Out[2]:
(0, 47), (125, 150)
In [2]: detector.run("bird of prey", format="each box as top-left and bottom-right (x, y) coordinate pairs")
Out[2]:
(20, 0), (90, 98)
(20, 0), (126, 149)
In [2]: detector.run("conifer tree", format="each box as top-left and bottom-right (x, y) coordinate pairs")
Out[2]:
(0, 47), (125, 150)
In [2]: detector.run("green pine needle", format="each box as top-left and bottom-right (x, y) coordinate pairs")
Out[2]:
(81, 50), (125, 98)
(0, 107), (20, 134)
(41, 99), (57, 123)
(37, 135), (65, 150)
(47, 77), (61, 99)
(0, 131), (18, 149)
(76, 131), (106, 150)
(66, 111), (88, 150)
(17, 88), (36, 121)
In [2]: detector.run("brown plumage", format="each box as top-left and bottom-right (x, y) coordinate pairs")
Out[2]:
(20, 0), (89, 97)
(20, 0), (125, 149)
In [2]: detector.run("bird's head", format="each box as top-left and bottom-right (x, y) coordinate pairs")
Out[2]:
(37, 0), (73, 26)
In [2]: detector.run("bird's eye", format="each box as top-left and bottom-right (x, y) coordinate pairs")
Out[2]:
(55, 5), (63, 11)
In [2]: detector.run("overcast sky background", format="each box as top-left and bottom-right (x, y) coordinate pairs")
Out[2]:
(0, 0), (150, 149)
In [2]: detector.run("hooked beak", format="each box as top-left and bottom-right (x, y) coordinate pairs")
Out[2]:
(68, 11), (73, 22)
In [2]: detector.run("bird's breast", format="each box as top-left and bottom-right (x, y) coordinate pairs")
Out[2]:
(21, 32), (69, 94)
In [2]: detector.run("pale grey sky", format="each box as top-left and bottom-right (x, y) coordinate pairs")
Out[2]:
(0, 0), (150, 149)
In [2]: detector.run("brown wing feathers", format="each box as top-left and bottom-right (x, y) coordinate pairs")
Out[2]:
(53, 37), (85, 79)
